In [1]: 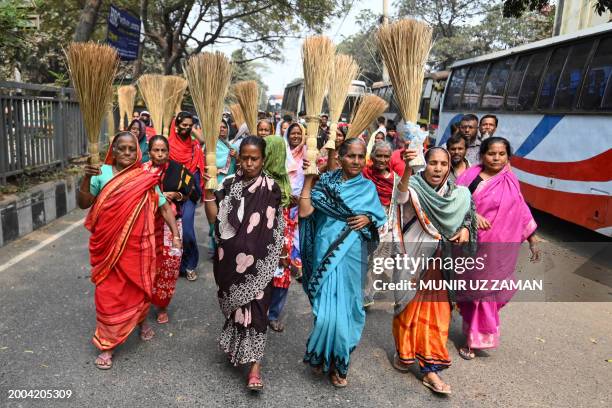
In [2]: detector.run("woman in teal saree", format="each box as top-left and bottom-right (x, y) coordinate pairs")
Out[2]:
(299, 138), (387, 387)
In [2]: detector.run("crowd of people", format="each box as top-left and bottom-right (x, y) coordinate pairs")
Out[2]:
(79, 108), (540, 395)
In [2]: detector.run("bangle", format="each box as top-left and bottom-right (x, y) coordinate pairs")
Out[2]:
(176, 192), (184, 201)
(299, 196), (311, 200)
(204, 197), (215, 202)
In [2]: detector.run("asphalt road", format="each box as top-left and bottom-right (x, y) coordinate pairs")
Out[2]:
(0, 207), (610, 408)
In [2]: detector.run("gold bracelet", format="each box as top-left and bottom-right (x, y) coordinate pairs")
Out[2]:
(203, 197), (215, 202)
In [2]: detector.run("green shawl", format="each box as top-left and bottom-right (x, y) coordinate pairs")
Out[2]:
(263, 135), (292, 207)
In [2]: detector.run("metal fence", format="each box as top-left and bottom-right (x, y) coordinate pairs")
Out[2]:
(0, 81), (112, 183)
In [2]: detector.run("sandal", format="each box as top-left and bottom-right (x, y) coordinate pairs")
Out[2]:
(156, 311), (169, 324)
(329, 370), (348, 388)
(94, 352), (113, 370)
(422, 375), (451, 395)
(139, 325), (155, 341)
(392, 353), (411, 372)
(185, 269), (198, 281)
(269, 320), (285, 332)
(459, 347), (475, 360)
(246, 371), (263, 392)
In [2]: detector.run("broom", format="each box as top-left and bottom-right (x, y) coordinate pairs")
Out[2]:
(346, 94), (388, 139)
(162, 76), (188, 136)
(229, 103), (245, 129)
(233, 81), (258, 135)
(376, 19), (432, 168)
(184, 51), (232, 190)
(137, 74), (165, 133)
(65, 42), (118, 165)
(302, 35), (335, 174)
(323, 54), (359, 150)
(117, 85), (136, 130)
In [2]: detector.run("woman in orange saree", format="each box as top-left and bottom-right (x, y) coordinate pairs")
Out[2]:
(78, 131), (181, 370)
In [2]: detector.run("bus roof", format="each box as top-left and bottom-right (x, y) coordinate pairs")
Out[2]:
(451, 22), (612, 68)
(371, 71), (450, 89)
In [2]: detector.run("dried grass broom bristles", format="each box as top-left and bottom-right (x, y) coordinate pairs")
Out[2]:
(137, 74), (165, 134)
(233, 81), (258, 135)
(162, 76), (188, 136)
(229, 103), (245, 129)
(346, 94), (388, 140)
(323, 54), (359, 150)
(65, 42), (118, 165)
(376, 19), (432, 123)
(302, 35), (335, 174)
(117, 85), (136, 131)
(184, 51), (232, 190)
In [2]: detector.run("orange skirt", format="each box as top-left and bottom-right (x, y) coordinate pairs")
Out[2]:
(392, 269), (451, 369)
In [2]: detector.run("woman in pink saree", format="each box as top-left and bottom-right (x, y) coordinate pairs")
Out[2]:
(455, 137), (540, 360)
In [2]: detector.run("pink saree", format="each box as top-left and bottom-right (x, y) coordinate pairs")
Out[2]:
(455, 164), (537, 349)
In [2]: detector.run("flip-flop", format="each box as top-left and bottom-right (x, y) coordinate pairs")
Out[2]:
(140, 326), (155, 341)
(269, 320), (285, 332)
(94, 353), (113, 370)
(422, 378), (451, 395)
(459, 347), (475, 360)
(156, 312), (169, 324)
(246, 372), (263, 392)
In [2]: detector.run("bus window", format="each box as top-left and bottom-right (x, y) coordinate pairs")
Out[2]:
(443, 67), (468, 110)
(505, 55), (530, 109)
(554, 41), (593, 110)
(481, 57), (514, 110)
(538, 46), (570, 109)
(517, 52), (548, 111)
(460, 64), (488, 110)
(580, 36), (612, 110)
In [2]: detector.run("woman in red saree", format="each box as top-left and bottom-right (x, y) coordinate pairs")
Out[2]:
(78, 132), (181, 370)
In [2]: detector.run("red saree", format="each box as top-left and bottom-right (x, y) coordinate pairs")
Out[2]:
(85, 140), (161, 351)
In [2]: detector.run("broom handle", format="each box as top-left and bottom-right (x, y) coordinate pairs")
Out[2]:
(88, 142), (100, 166)
(322, 121), (337, 150)
(205, 152), (218, 190)
(304, 116), (319, 175)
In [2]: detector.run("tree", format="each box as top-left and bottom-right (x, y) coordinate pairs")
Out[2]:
(336, 10), (383, 83)
(73, 0), (103, 42)
(502, 0), (612, 18)
(0, 0), (39, 80)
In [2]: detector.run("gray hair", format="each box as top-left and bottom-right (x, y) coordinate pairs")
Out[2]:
(370, 141), (393, 158)
(338, 137), (366, 157)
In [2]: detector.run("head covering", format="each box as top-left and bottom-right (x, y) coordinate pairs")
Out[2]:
(263, 135), (292, 207)
(231, 123), (250, 149)
(168, 117), (205, 191)
(127, 119), (146, 141)
(140, 110), (150, 116)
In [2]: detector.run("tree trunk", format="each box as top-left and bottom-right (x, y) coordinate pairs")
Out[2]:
(133, 0), (149, 78)
(73, 0), (104, 42)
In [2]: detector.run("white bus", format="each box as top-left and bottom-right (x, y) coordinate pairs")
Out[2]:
(281, 79), (367, 121)
(437, 23), (612, 236)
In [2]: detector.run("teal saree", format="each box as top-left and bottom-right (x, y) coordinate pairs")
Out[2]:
(300, 170), (387, 378)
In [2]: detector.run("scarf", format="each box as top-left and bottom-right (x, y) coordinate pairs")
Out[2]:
(362, 164), (394, 206)
(263, 135), (292, 207)
(168, 118), (205, 191)
(284, 123), (306, 195)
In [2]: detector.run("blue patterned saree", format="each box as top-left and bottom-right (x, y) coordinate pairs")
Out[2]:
(300, 169), (387, 378)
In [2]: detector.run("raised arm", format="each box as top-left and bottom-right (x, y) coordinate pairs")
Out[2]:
(298, 159), (316, 218)
(77, 164), (101, 209)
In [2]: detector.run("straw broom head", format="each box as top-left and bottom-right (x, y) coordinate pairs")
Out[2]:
(323, 53), (359, 150)
(117, 85), (137, 131)
(302, 35), (335, 174)
(233, 80), (258, 135)
(184, 51), (232, 189)
(376, 18), (432, 123)
(137, 74), (165, 133)
(346, 94), (388, 139)
(229, 103), (245, 128)
(162, 76), (188, 136)
(65, 42), (118, 165)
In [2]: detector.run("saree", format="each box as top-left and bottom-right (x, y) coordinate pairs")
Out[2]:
(455, 164), (537, 349)
(86, 136), (162, 351)
(392, 150), (475, 372)
(213, 171), (285, 365)
(300, 170), (386, 377)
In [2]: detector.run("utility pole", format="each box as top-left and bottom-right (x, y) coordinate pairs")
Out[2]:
(382, 0), (390, 82)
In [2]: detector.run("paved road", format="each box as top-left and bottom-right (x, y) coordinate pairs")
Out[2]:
(0, 207), (611, 407)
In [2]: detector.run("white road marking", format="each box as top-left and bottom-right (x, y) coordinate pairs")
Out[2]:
(0, 218), (85, 273)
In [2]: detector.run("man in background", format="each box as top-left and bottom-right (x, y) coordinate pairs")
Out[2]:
(459, 114), (480, 164)
(446, 133), (470, 182)
(479, 114), (498, 140)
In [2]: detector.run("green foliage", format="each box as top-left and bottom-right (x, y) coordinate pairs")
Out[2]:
(336, 10), (383, 83)
(0, 0), (40, 80)
(502, 0), (611, 18)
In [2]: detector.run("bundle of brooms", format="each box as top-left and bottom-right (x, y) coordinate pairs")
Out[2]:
(323, 54), (359, 150)
(376, 19), (432, 125)
(117, 85), (137, 130)
(346, 94), (388, 139)
(162, 76), (188, 136)
(137, 74), (165, 133)
(184, 51), (232, 189)
(229, 103), (245, 129)
(65, 42), (118, 165)
(302, 35), (335, 174)
(233, 81), (258, 135)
